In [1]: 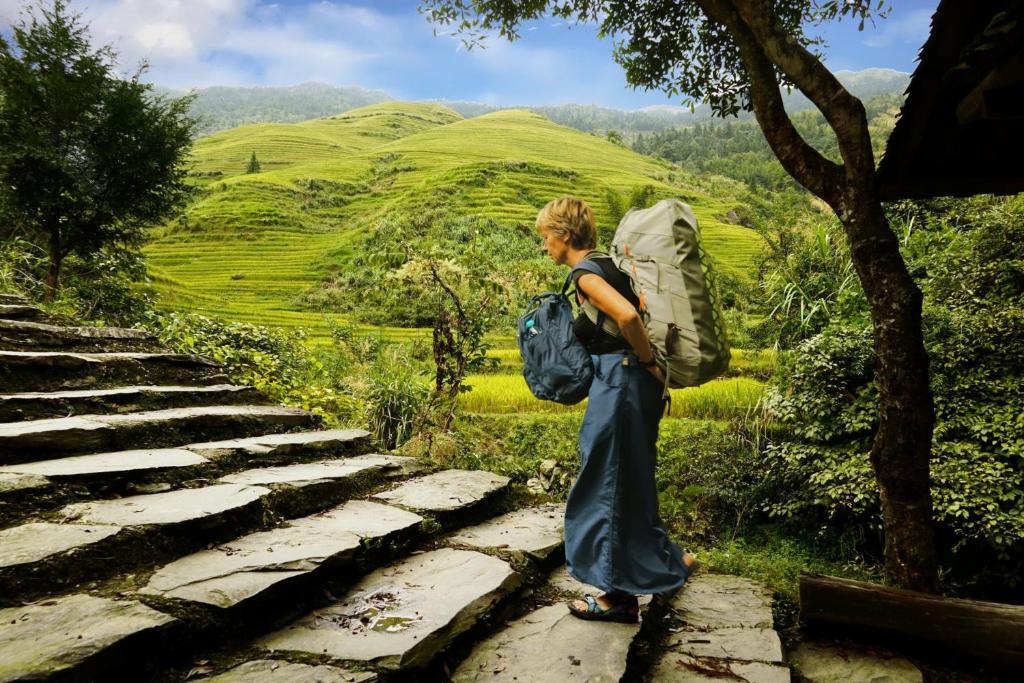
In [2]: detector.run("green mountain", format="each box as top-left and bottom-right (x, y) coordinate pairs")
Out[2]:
(175, 69), (909, 137)
(146, 101), (764, 340)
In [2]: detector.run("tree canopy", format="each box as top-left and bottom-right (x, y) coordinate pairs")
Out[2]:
(0, 0), (196, 299)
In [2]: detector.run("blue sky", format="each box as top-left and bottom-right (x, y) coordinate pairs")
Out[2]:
(0, 0), (939, 108)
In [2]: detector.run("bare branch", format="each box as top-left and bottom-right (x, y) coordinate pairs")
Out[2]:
(696, 0), (844, 203)
(730, 0), (875, 182)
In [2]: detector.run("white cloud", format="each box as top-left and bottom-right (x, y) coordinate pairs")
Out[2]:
(863, 8), (932, 48)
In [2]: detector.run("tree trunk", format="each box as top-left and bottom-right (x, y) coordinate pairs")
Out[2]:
(43, 233), (62, 304)
(839, 189), (937, 592)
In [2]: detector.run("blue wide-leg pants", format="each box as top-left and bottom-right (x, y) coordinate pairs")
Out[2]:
(564, 352), (688, 595)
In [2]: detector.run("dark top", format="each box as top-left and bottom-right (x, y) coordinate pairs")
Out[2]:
(571, 251), (640, 354)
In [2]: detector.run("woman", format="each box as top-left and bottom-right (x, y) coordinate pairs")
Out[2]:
(536, 196), (697, 623)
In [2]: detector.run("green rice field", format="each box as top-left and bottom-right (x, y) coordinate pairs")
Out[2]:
(146, 101), (765, 342)
(458, 374), (766, 421)
(461, 347), (772, 421)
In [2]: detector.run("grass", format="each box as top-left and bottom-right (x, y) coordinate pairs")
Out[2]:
(146, 101), (765, 342)
(693, 525), (881, 601)
(459, 373), (766, 421)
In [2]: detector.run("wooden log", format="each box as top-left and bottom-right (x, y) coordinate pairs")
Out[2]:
(800, 573), (1024, 670)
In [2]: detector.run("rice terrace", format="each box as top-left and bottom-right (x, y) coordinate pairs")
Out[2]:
(1, 1), (1022, 682)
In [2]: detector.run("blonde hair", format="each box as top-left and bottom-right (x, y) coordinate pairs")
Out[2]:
(536, 196), (597, 249)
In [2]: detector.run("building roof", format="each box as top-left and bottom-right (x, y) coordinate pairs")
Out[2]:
(876, 1), (1024, 200)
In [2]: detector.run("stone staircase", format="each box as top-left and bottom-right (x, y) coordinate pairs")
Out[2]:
(0, 294), (793, 682)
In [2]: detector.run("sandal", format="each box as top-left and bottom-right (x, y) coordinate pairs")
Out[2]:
(567, 594), (639, 623)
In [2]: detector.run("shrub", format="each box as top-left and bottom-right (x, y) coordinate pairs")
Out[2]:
(759, 196), (1024, 593)
(146, 311), (357, 426)
(363, 357), (431, 450)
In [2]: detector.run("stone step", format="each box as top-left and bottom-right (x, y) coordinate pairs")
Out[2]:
(648, 574), (791, 682)
(0, 428), (373, 526)
(202, 660), (377, 682)
(139, 499), (424, 611)
(0, 404), (315, 464)
(452, 564), (652, 682)
(0, 455), (407, 603)
(790, 642), (923, 683)
(256, 547), (522, 672)
(0, 317), (161, 353)
(372, 468), (511, 527)
(0, 383), (268, 422)
(0, 294), (28, 306)
(0, 304), (44, 320)
(447, 503), (566, 566)
(0, 350), (229, 393)
(0, 593), (177, 682)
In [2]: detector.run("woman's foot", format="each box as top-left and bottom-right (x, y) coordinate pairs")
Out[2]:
(683, 551), (699, 576)
(654, 552), (700, 605)
(567, 592), (639, 623)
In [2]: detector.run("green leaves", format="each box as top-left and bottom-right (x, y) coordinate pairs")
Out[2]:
(760, 195), (1024, 588)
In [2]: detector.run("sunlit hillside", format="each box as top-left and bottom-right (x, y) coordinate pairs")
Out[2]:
(146, 101), (764, 340)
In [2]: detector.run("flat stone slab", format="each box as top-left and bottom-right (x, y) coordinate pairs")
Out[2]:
(648, 653), (791, 682)
(218, 458), (381, 488)
(0, 448), (208, 479)
(0, 593), (175, 682)
(205, 660), (376, 683)
(0, 294), (27, 305)
(448, 503), (565, 562)
(95, 404), (310, 428)
(0, 304), (41, 319)
(257, 548), (521, 671)
(0, 405), (312, 462)
(185, 429), (371, 459)
(790, 642), (922, 683)
(667, 627), (784, 664)
(141, 500), (423, 608)
(0, 317), (151, 339)
(373, 469), (510, 513)
(349, 453), (427, 478)
(670, 574), (775, 629)
(0, 382), (258, 419)
(0, 349), (219, 367)
(1, 384), (251, 401)
(547, 565), (602, 596)
(0, 522), (121, 569)
(0, 416), (113, 452)
(451, 602), (639, 682)
(61, 483), (270, 526)
(0, 471), (49, 495)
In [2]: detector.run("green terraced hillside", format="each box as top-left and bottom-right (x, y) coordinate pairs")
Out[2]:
(146, 101), (763, 340)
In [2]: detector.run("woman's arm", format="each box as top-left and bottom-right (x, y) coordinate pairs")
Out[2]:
(576, 272), (665, 381)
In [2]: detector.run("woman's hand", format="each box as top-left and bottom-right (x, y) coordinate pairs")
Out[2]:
(646, 364), (666, 385)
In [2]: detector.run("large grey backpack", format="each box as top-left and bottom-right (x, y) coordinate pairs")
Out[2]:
(583, 198), (730, 388)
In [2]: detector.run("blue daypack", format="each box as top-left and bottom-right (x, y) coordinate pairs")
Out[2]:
(517, 259), (605, 405)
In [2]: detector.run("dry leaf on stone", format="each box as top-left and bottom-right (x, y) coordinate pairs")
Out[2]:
(185, 665), (214, 679)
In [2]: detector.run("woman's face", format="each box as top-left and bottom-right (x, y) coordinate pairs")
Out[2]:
(541, 228), (570, 265)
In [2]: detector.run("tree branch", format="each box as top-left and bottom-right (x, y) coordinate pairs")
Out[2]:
(696, 0), (844, 203)
(729, 0), (876, 182)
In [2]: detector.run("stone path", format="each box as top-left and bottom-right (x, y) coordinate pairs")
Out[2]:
(0, 296), (796, 682)
(649, 574), (791, 682)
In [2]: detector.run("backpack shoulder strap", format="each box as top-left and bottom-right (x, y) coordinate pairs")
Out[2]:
(560, 258), (605, 294)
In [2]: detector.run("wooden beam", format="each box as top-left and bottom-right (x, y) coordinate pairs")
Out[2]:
(800, 573), (1024, 670)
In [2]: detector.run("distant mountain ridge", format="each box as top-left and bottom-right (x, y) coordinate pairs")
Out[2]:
(176, 69), (909, 137)
(166, 82), (393, 136)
